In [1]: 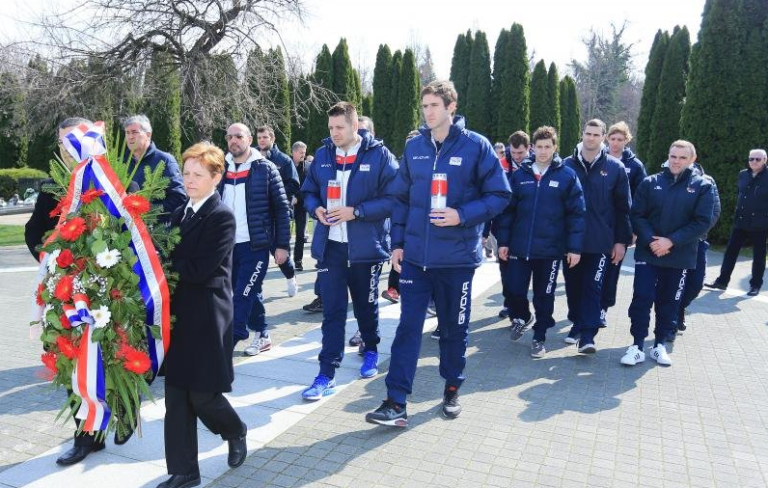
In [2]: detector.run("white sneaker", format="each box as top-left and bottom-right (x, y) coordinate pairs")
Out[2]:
(244, 335), (272, 356)
(620, 345), (645, 366)
(649, 344), (672, 366)
(287, 277), (297, 297)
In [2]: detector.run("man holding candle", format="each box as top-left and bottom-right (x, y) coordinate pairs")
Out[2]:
(366, 80), (511, 426)
(300, 102), (399, 400)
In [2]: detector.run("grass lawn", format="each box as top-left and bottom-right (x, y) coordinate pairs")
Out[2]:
(0, 225), (25, 247)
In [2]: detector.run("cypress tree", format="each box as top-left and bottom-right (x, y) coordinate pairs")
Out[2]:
(266, 47), (292, 151)
(547, 62), (561, 137)
(680, 0), (751, 242)
(465, 30), (492, 138)
(144, 51), (182, 161)
(738, 5), (768, 151)
(331, 39), (360, 107)
(636, 30), (669, 157)
(559, 76), (581, 156)
(372, 44), (393, 145)
(647, 27), (690, 167)
(491, 28), (510, 141)
(449, 30), (473, 113)
(388, 50), (403, 154)
(361, 94), (373, 118)
(507, 23), (530, 136)
(307, 45), (334, 150)
(392, 48), (420, 156)
(529, 60), (549, 133)
(25, 55), (55, 171)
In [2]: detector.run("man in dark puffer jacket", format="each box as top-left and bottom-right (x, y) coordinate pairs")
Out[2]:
(219, 123), (291, 357)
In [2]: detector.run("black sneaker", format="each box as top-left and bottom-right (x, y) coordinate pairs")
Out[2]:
(295, 262), (304, 272)
(498, 307), (510, 319)
(366, 399), (408, 427)
(302, 297), (323, 313)
(677, 309), (687, 332)
(430, 328), (441, 340)
(748, 286), (760, 296)
(442, 386), (461, 419)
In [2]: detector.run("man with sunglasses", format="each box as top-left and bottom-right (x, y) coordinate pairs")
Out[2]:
(706, 149), (768, 296)
(221, 123), (291, 356)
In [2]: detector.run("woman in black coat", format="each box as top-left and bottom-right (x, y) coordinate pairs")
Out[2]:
(157, 142), (247, 488)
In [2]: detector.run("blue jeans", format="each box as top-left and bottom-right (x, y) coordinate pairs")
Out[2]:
(385, 262), (475, 405)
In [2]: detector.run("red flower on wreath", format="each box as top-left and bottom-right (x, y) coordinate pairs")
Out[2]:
(81, 189), (104, 204)
(41, 352), (58, 376)
(123, 195), (151, 218)
(73, 257), (88, 272)
(36, 283), (45, 306)
(59, 217), (87, 242)
(49, 196), (72, 218)
(122, 348), (151, 374)
(54, 275), (75, 302)
(60, 313), (72, 330)
(56, 335), (78, 359)
(110, 289), (124, 301)
(56, 249), (75, 268)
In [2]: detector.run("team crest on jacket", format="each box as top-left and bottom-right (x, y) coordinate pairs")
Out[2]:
(687, 187), (696, 193)
(600, 170), (608, 176)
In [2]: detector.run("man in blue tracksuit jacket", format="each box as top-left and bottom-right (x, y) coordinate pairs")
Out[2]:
(599, 122), (647, 325)
(219, 123), (291, 357)
(675, 162), (720, 336)
(620, 140), (715, 367)
(562, 120), (632, 353)
(496, 126), (586, 359)
(300, 102), (399, 401)
(366, 80), (510, 427)
(257, 125), (302, 295)
(706, 149), (768, 296)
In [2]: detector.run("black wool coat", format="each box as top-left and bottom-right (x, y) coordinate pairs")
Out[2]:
(165, 192), (237, 393)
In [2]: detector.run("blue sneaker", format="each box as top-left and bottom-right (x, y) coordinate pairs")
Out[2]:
(301, 374), (336, 401)
(360, 351), (379, 378)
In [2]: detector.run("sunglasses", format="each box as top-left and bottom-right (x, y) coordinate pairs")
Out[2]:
(748, 157), (765, 162)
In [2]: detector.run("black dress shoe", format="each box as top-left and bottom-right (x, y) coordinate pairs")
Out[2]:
(114, 424), (134, 445)
(748, 287), (760, 296)
(295, 262), (304, 272)
(55, 442), (105, 466)
(156, 474), (201, 488)
(704, 280), (727, 290)
(227, 434), (247, 468)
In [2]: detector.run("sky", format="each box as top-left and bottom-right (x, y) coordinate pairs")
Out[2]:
(1, 0), (708, 81)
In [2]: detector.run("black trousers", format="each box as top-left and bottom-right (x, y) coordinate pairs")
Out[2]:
(164, 384), (245, 476)
(294, 206), (307, 264)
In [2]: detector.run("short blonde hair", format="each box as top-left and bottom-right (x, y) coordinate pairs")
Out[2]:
(182, 142), (225, 176)
(669, 140), (697, 158)
(607, 121), (633, 143)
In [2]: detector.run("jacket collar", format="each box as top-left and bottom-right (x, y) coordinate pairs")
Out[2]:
(417, 115), (466, 143)
(172, 192), (222, 235)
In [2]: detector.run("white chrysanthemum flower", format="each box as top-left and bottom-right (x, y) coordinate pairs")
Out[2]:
(91, 305), (111, 329)
(96, 248), (121, 268)
(47, 250), (61, 273)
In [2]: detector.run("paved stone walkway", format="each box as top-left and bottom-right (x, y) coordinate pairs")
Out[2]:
(0, 241), (767, 488)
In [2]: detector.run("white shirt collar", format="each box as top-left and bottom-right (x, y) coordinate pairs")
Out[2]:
(185, 189), (217, 214)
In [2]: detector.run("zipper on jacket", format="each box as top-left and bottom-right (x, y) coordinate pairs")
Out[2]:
(525, 176), (542, 260)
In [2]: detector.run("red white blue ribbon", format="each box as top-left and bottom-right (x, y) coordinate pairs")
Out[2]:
(32, 121), (170, 433)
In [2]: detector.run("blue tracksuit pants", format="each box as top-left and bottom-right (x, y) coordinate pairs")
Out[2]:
(317, 240), (382, 378)
(563, 253), (607, 344)
(506, 256), (561, 342)
(628, 262), (687, 349)
(232, 242), (270, 342)
(599, 258), (623, 325)
(680, 240), (709, 313)
(385, 261), (475, 405)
